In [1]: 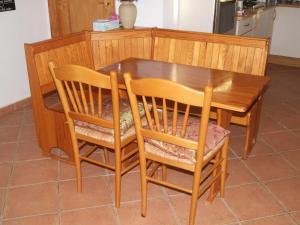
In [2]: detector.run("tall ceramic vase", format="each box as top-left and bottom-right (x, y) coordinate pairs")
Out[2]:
(119, 1), (137, 29)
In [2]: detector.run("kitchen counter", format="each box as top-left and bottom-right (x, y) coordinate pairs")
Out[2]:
(276, 1), (300, 8)
(236, 1), (300, 20)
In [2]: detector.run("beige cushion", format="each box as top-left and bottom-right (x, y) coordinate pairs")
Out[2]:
(75, 124), (136, 144)
(74, 96), (147, 137)
(145, 114), (230, 165)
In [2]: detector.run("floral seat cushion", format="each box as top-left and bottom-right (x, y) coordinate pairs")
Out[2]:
(74, 96), (148, 142)
(144, 114), (230, 165)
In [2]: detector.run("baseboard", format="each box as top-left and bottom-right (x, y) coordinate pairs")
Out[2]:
(268, 55), (300, 68)
(0, 97), (32, 117)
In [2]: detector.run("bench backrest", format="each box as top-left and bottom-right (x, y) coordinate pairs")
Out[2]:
(152, 29), (269, 76)
(90, 29), (153, 70)
(25, 32), (93, 96)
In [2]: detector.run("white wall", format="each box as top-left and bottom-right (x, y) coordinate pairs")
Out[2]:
(115, 0), (163, 27)
(178, 0), (215, 32)
(115, 0), (215, 32)
(271, 7), (300, 58)
(0, 0), (51, 108)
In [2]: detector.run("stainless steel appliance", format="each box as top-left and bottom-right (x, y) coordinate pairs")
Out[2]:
(213, 0), (236, 34)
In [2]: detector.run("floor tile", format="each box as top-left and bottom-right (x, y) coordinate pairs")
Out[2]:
(0, 143), (17, 163)
(0, 188), (5, 216)
(60, 177), (112, 210)
(61, 206), (116, 225)
(285, 99), (300, 113)
(170, 194), (237, 225)
(230, 136), (274, 157)
(0, 163), (12, 187)
(59, 155), (107, 180)
(224, 183), (284, 220)
(266, 177), (300, 211)
(108, 171), (164, 203)
(0, 111), (23, 127)
(226, 159), (257, 186)
(258, 114), (286, 134)
(4, 182), (57, 218)
(118, 198), (177, 225)
(228, 149), (238, 159)
(2, 214), (58, 225)
(0, 127), (19, 143)
(263, 104), (298, 122)
(277, 115), (300, 130)
(241, 214), (296, 225)
(244, 155), (297, 181)
(19, 125), (37, 141)
(281, 150), (300, 171)
(11, 159), (57, 186)
(163, 167), (193, 196)
(229, 124), (246, 137)
(16, 139), (46, 161)
(22, 111), (35, 126)
(262, 131), (300, 152)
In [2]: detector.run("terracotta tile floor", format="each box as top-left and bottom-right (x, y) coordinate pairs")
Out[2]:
(0, 63), (300, 225)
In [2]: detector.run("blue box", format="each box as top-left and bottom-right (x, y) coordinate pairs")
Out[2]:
(93, 19), (120, 32)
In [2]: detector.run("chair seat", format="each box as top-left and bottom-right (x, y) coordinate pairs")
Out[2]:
(74, 97), (146, 144)
(75, 124), (136, 144)
(145, 114), (230, 165)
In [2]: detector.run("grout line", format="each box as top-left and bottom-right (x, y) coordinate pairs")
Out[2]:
(279, 151), (299, 172)
(237, 212), (296, 224)
(0, 109), (26, 221)
(288, 210), (300, 225)
(221, 198), (241, 225)
(100, 152), (121, 225)
(288, 213), (299, 225)
(57, 159), (61, 225)
(1, 212), (58, 223)
(239, 159), (290, 213)
(162, 187), (182, 225)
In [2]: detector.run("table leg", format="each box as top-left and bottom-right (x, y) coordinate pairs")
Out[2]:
(207, 108), (231, 202)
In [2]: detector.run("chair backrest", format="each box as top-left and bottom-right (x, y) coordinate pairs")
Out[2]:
(124, 73), (213, 166)
(49, 63), (121, 140)
(152, 28), (269, 76)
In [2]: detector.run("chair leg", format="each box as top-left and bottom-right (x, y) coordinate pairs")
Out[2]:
(189, 191), (199, 225)
(189, 174), (201, 225)
(140, 158), (148, 217)
(162, 164), (167, 181)
(220, 138), (229, 197)
(208, 152), (221, 199)
(115, 148), (122, 208)
(75, 156), (82, 192)
(103, 147), (109, 163)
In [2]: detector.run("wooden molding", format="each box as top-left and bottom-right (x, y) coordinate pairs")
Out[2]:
(268, 54), (300, 68)
(0, 97), (31, 117)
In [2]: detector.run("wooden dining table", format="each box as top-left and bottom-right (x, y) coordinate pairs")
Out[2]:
(99, 57), (270, 130)
(99, 57), (270, 201)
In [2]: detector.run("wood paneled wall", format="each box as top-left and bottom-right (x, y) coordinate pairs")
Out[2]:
(152, 29), (269, 76)
(91, 29), (153, 70)
(30, 32), (94, 95)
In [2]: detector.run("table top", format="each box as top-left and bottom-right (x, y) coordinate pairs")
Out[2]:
(99, 58), (270, 113)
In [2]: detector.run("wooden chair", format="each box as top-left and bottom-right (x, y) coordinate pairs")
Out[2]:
(124, 74), (230, 225)
(49, 63), (140, 207)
